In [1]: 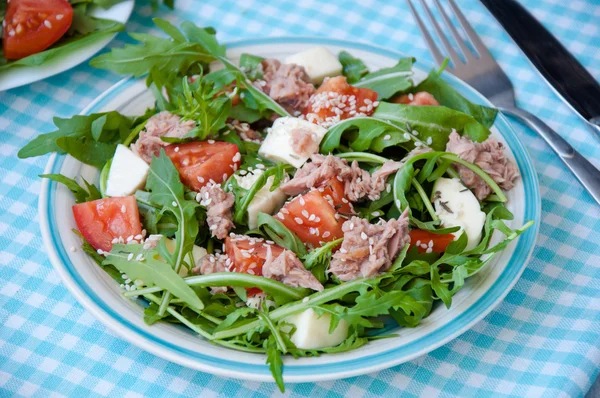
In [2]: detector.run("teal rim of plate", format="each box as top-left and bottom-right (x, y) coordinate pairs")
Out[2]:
(42, 37), (541, 378)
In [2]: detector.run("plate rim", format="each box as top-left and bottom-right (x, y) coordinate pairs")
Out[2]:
(0, 0), (135, 92)
(39, 36), (541, 383)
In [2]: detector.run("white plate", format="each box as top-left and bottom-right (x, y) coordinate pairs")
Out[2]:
(39, 37), (541, 383)
(0, 1), (134, 92)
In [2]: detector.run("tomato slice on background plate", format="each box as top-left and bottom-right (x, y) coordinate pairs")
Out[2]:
(409, 229), (456, 254)
(3, 0), (74, 60)
(225, 237), (285, 296)
(72, 196), (142, 253)
(165, 141), (241, 191)
(279, 190), (344, 248)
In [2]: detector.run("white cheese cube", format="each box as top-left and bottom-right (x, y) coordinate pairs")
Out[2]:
(235, 169), (288, 229)
(106, 144), (150, 197)
(432, 178), (486, 251)
(164, 238), (207, 277)
(283, 308), (349, 350)
(258, 117), (327, 168)
(285, 46), (343, 84)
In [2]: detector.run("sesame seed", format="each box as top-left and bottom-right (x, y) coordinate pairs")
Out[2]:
(127, 253), (134, 261)
(266, 240), (275, 245)
(223, 173), (228, 181)
(135, 253), (144, 261)
(281, 208), (289, 214)
(428, 240), (434, 248)
(8, 30), (15, 37)
(425, 248), (433, 253)
(174, 147), (180, 152)
(371, 211), (380, 217)
(386, 183), (391, 193)
(121, 205), (126, 213)
(416, 240), (421, 246)
(294, 217), (304, 224)
(70, 246), (77, 252)
(341, 197), (349, 203)
(232, 152), (241, 162)
(197, 176), (205, 183)
(299, 197), (306, 206)
(247, 269), (255, 275)
(172, 201), (177, 207)
(322, 231), (331, 238)
(309, 214), (316, 221)
(239, 170), (247, 175)
(277, 213), (284, 220)
(412, 130), (419, 136)
(241, 251), (251, 258)
(56, 14), (64, 20)
(208, 140), (215, 144)
(383, 134), (391, 141)
(97, 249), (104, 255)
(256, 164), (265, 169)
(360, 232), (368, 240)
(396, 199), (401, 207)
(44, 20), (52, 28)
(408, 93), (414, 101)
(301, 210), (309, 218)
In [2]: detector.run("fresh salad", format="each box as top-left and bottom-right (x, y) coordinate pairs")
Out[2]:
(19, 19), (533, 390)
(0, 0), (171, 71)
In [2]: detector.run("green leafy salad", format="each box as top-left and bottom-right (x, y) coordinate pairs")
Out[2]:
(19, 19), (534, 390)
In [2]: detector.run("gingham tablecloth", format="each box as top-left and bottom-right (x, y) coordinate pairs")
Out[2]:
(2, 0), (600, 396)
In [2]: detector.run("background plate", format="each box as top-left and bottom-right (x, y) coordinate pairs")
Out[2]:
(39, 37), (540, 383)
(0, 1), (134, 92)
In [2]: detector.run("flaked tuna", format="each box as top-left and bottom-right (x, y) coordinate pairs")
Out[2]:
(255, 59), (316, 115)
(131, 111), (196, 163)
(198, 183), (235, 240)
(329, 210), (410, 281)
(446, 131), (519, 200)
(262, 246), (324, 291)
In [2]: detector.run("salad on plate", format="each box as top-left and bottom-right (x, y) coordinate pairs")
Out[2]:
(19, 19), (534, 390)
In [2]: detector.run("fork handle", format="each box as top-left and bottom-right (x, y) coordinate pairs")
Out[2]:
(500, 107), (600, 206)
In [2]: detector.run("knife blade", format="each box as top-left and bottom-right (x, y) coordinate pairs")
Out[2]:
(481, 0), (600, 132)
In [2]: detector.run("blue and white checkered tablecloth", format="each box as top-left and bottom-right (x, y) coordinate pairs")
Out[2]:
(2, 0), (600, 396)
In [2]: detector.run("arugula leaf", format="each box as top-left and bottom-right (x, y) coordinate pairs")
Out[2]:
(302, 238), (343, 283)
(0, 17), (124, 71)
(256, 212), (307, 257)
(18, 111), (133, 163)
(338, 51), (369, 84)
(265, 335), (285, 392)
(90, 18), (218, 77)
(372, 102), (491, 150)
(239, 53), (264, 80)
(415, 68), (498, 128)
(103, 243), (204, 310)
(320, 117), (408, 154)
(354, 58), (414, 100)
(145, 151), (200, 314)
(41, 174), (101, 203)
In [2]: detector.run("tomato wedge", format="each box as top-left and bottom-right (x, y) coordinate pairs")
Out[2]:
(165, 141), (241, 191)
(319, 177), (353, 215)
(409, 229), (455, 254)
(278, 190), (344, 248)
(304, 76), (378, 122)
(72, 196), (142, 253)
(3, 0), (74, 60)
(392, 92), (439, 106)
(225, 237), (285, 296)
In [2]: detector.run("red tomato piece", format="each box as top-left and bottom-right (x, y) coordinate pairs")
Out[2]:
(304, 76), (378, 123)
(225, 237), (285, 296)
(278, 190), (344, 248)
(409, 229), (455, 254)
(393, 92), (440, 106)
(319, 177), (354, 215)
(72, 196), (142, 253)
(165, 141), (241, 191)
(3, 0), (74, 60)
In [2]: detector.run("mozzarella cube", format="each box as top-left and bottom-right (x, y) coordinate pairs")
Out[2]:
(106, 144), (150, 197)
(235, 169), (288, 229)
(163, 238), (207, 277)
(285, 46), (343, 84)
(283, 308), (349, 350)
(432, 178), (486, 251)
(258, 117), (327, 168)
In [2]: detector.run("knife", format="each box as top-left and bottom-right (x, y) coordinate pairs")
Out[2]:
(480, 0), (600, 137)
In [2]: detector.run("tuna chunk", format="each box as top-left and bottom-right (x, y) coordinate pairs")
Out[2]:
(290, 126), (321, 157)
(281, 154), (400, 201)
(262, 246), (324, 291)
(394, 91), (440, 106)
(329, 210), (410, 282)
(255, 59), (316, 115)
(131, 111), (196, 163)
(192, 253), (230, 294)
(446, 131), (519, 200)
(227, 120), (263, 144)
(198, 183), (235, 239)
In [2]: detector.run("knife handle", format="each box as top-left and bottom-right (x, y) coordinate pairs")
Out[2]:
(501, 107), (600, 206)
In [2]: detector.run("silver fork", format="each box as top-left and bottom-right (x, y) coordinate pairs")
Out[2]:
(407, 0), (600, 206)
